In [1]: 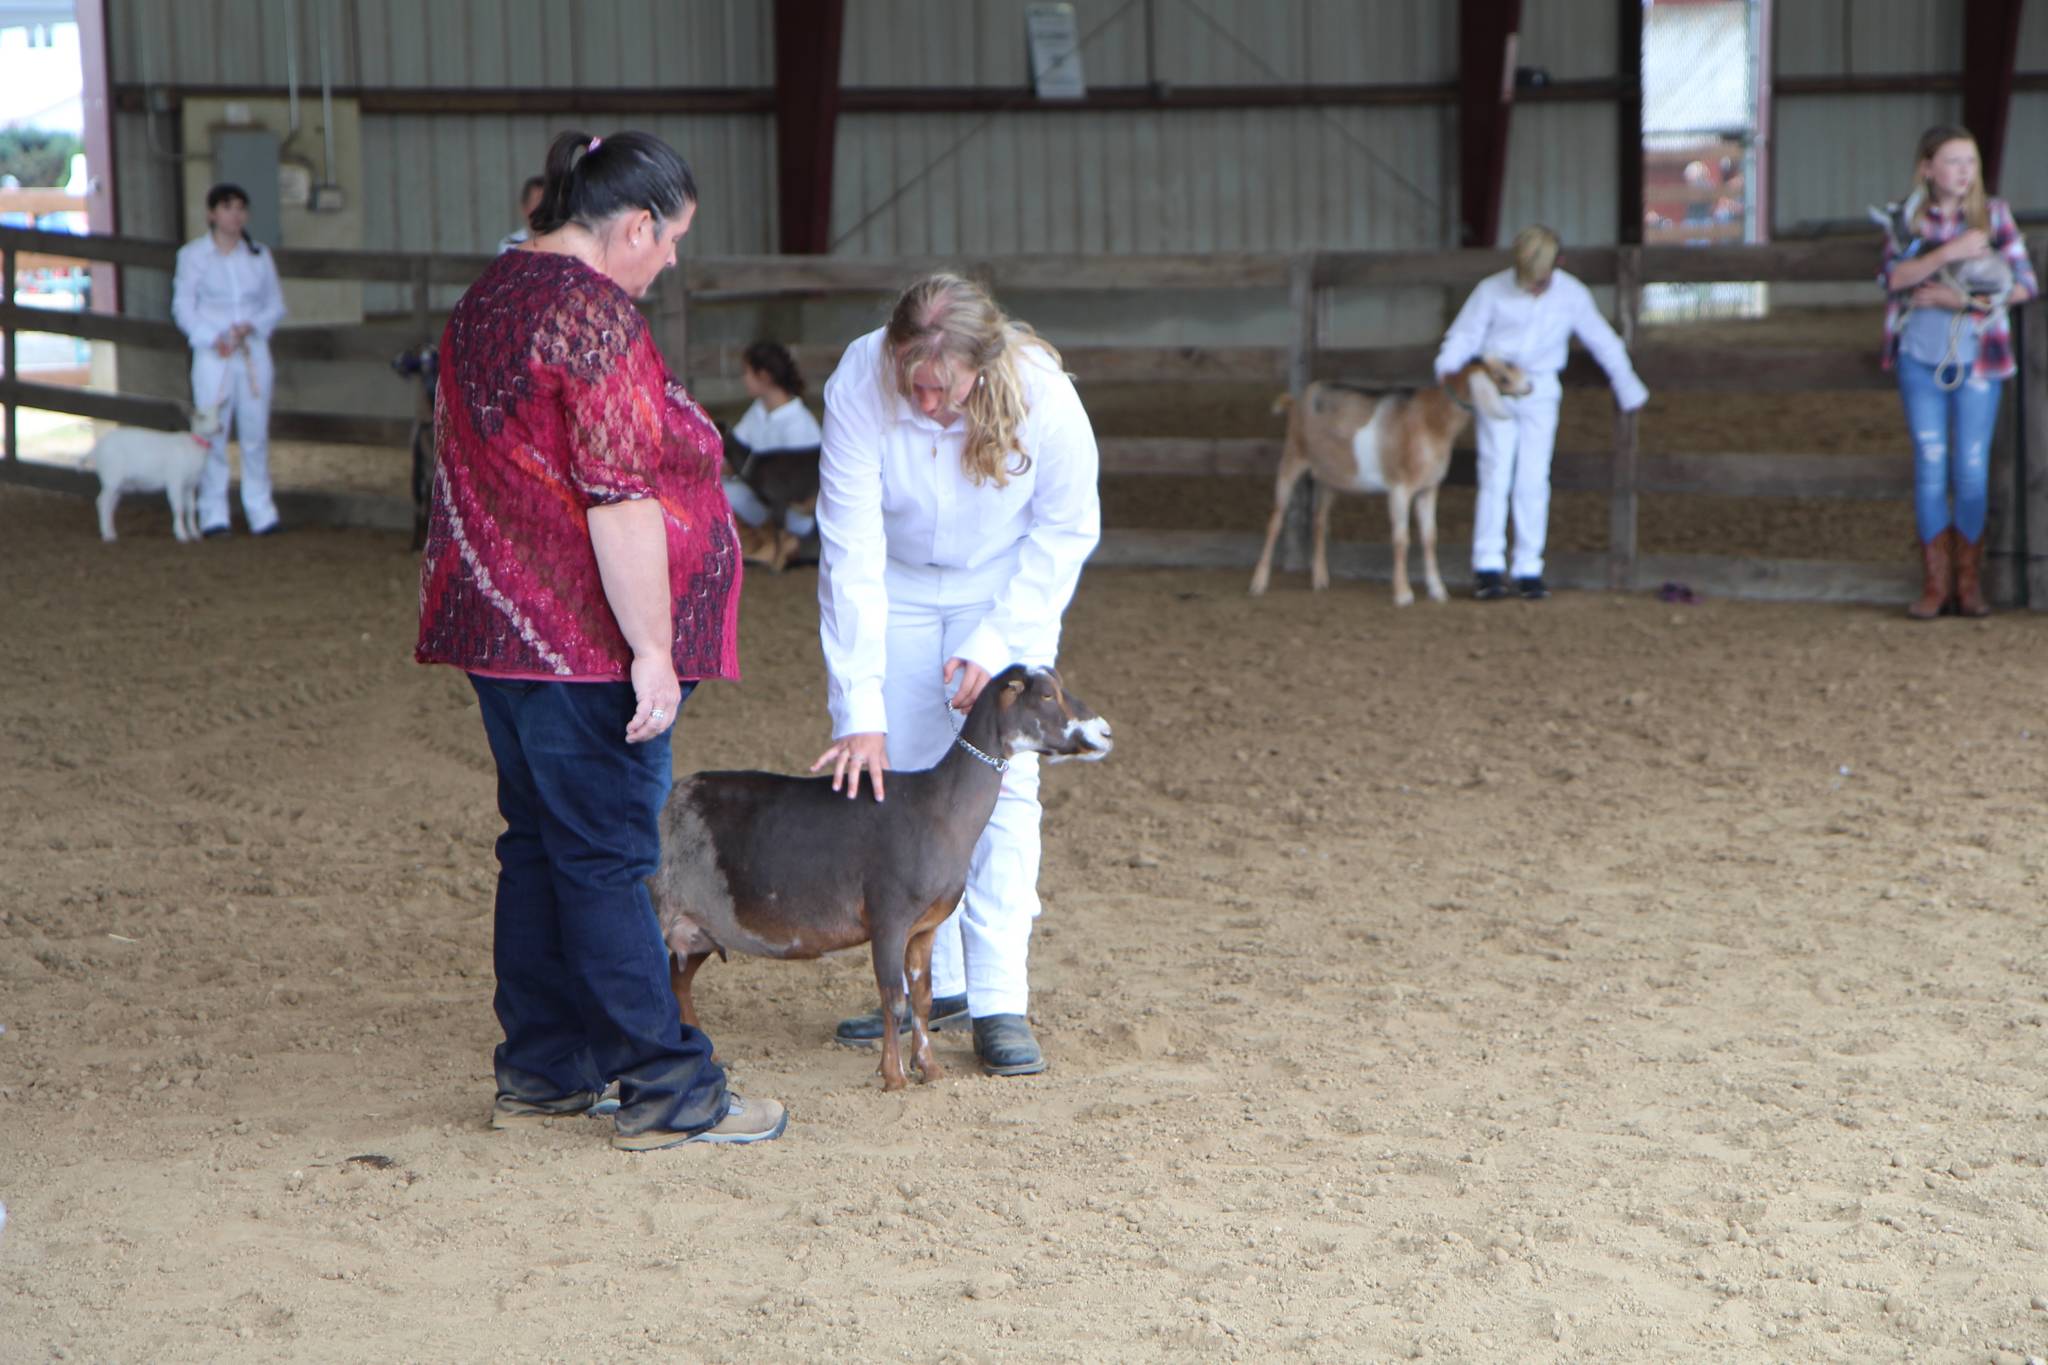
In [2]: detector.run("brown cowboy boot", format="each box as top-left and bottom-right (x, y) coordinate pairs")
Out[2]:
(1908, 528), (1954, 620)
(1953, 532), (1991, 618)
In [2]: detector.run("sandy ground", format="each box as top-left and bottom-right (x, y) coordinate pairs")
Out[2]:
(6, 474), (2048, 1363)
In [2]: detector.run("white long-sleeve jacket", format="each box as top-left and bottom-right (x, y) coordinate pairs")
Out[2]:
(1434, 267), (1649, 411)
(172, 234), (286, 352)
(817, 327), (1102, 738)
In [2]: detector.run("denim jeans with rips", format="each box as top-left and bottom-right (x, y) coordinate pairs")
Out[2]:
(1897, 355), (2004, 543)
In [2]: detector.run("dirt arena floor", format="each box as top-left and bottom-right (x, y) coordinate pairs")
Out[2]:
(8, 456), (2048, 1360)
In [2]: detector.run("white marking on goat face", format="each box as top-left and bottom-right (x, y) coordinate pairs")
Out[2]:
(1348, 403), (1394, 493)
(1048, 714), (1113, 763)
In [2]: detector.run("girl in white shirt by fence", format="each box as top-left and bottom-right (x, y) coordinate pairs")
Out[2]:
(171, 182), (287, 537)
(810, 274), (1101, 1077)
(1435, 225), (1648, 599)
(722, 339), (823, 539)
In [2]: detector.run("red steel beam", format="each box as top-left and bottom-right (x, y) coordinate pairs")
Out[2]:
(1459, 0), (1523, 247)
(773, 0), (845, 255)
(1962, 0), (2026, 193)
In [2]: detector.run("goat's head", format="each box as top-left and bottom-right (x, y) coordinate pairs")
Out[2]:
(1453, 356), (1532, 421)
(1868, 189), (1923, 255)
(186, 401), (227, 439)
(981, 664), (1113, 763)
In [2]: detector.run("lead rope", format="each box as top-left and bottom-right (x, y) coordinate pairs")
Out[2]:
(1932, 277), (2013, 393)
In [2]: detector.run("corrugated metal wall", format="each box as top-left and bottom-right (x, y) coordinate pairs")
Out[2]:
(1770, 0), (2048, 233)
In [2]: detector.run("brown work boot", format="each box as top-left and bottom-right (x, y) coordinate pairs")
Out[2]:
(1953, 532), (1991, 618)
(1908, 529), (1955, 620)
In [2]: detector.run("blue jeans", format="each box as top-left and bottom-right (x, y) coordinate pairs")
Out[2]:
(470, 675), (727, 1137)
(1898, 356), (2004, 543)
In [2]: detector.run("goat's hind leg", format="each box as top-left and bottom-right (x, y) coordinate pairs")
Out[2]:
(1249, 450), (1310, 596)
(1311, 481), (1339, 591)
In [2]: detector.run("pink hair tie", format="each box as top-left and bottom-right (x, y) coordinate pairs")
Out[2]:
(586, 136), (602, 153)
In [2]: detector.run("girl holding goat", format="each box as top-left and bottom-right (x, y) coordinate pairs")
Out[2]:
(1877, 125), (2036, 619)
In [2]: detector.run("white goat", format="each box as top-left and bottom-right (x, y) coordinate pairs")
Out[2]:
(91, 405), (223, 543)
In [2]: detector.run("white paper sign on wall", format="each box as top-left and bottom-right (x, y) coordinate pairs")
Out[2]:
(1026, 3), (1087, 100)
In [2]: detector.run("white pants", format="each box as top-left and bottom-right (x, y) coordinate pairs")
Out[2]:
(191, 343), (279, 533)
(880, 556), (1050, 1018)
(1471, 374), (1563, 579)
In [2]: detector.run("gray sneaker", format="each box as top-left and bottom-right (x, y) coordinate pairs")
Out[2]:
(611, 1093), (789, 1151)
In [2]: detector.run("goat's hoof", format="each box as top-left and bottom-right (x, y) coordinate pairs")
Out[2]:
(1394, 590), (1415, 608)
(880, 1074), (907, 1092)
(1427, 585), (1448, 603)
(1248, 578), (1268, 597)
(1310, 578), (1329, 593)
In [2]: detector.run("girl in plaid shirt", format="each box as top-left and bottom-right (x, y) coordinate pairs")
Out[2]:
(1881, 125), (2037, 619)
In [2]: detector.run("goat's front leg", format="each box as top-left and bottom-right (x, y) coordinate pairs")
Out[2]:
(904, 923), (944, 1084)
(1414, 483), (1448, 602)
(870, 925), (912, 1091)
(1386, 485), (1415, 606)
(1311, 482), (1338, 592)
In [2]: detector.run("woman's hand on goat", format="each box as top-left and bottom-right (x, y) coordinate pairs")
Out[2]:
(812, 732), (890, 801)
(943, 658), (992, 713)
(624, 651), (682, 745)
(1911, 281), (1970, 311)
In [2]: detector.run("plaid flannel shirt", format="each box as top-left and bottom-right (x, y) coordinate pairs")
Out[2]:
(1880, 197), (2038, 382)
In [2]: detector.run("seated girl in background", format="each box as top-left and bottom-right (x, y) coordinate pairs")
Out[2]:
(723, 340), (823, 568)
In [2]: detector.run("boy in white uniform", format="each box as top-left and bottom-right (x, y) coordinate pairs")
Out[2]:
(1434, 225), (1649, 599)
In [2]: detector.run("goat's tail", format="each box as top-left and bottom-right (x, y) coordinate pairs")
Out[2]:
(1271, 392), (1295, 417)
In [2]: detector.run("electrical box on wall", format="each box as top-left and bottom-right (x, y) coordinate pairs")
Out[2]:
(182, 95), (365, 328)
(210, 127), (284, 245)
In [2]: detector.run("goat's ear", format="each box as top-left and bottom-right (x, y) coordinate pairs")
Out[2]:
(1003, 677), (1027, 697)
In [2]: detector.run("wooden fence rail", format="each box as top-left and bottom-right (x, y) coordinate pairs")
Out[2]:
(4, 224), (2043, 604)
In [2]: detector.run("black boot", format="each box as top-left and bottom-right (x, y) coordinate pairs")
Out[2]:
(833, 993), (969, 1046)
(972, 1015), (1046, 1076)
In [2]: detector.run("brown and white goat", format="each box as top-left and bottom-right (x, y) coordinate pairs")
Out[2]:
(1249, 357), (1531, 606)
(649, 665), (1112, 1091)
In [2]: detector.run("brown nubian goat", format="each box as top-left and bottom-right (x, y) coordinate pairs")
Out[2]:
(650, 665), (1113, 1090)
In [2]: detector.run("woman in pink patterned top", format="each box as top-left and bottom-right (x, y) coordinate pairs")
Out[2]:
(417, 130), (783, 1150)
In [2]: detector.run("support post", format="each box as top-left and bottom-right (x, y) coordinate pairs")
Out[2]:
(2023, 243), (2048, 609)
(3, 243), (15, 464)
(1616, 0), (1643, 246)
(1280, 252), (1319, 573)
(773, 0), (845, 254)
(1962, 0), (2025, 193)
(1608, 244), (1641, 591)
(1458, 0), (1522, 247)
(658, 261), (691, 391)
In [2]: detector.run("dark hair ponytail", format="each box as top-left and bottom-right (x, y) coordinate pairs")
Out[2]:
(528, 130), (697, 236)
(742, 340), (805, 397)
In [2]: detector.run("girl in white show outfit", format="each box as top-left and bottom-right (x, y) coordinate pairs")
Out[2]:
(172, 183), (287, 536)
(723, 339), (823, 539)
(1434, 225), (1648, 599)
(812, 274), (1101, 1077)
